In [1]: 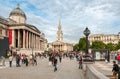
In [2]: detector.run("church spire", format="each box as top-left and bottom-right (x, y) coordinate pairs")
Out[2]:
(57, 20), (63, 41)
(58, 19), (62, 31)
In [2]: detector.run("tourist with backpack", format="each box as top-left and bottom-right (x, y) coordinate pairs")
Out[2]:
(112, 61), (119, 79)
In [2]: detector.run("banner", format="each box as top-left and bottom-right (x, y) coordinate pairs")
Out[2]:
(9, 29), (12, 44)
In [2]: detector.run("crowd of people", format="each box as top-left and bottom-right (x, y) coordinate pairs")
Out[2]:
(47, 51), (83, 72)
(0, 53), (38, 68)
(3, 50), (120, 78)
(0, 51), (84, 72)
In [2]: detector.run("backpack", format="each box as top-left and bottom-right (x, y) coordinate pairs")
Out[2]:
(114, 64), (119, 72)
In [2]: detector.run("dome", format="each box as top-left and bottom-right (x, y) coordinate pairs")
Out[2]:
(9, 5), (26, 19)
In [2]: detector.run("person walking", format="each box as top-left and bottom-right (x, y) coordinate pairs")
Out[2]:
(25, 56), (29, 66)
(117, 54), (120, 64)
(48, 56), (52, 66)
(112, 61), (119, 79)
(16, 54), (21, 67)
(9, 55), (13, 67)
(34, 57), (37, 65)
(1, 56), (5, 66)
(59, 54), (62, 63)
(53, 57), (58, 72)
(78, 55), (83, 69)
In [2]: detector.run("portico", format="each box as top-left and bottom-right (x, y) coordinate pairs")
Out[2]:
(0, 4), (47, 55)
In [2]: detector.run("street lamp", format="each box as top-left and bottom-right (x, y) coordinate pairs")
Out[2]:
(83, 27), (90, 56)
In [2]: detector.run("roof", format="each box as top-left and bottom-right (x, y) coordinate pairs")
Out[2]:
(0, 16), (9, 25)
(25, 24), (41, 33)
(9, 5), (26, 19)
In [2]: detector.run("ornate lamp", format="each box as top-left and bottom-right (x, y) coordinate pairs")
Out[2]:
(83, 27), (92, 62)
(84, 27), (90, 55)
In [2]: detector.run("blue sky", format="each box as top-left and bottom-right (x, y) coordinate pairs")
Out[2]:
(0, 0), (120, 43)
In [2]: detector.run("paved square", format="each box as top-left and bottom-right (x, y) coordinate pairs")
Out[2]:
(0, 58), (84, 79)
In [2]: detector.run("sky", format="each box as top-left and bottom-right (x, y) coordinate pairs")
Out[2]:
(0, 0), (120, 43)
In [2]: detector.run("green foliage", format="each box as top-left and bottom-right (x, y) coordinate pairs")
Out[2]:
(78, 37), (87, 51)
(73, 37), (87, 51)
(73, 44), (79, 51)
(74, 38), (120, 52)
(115, 40), (120, 50)
(105, 43), (115, 51)
(91, 40), (105, 49)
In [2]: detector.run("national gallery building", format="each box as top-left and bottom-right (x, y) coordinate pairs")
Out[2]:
(0, 5), (47, 55)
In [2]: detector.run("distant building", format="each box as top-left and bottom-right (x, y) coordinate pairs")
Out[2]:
(88, 33), (120, 45)
(50, 20), (73, 52)
(0, 4), (47, 55)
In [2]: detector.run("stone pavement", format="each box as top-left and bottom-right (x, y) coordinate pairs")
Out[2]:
(93, 61), (114, 79)
(0, 58), (85, 79)
(0, 61), (16, 69)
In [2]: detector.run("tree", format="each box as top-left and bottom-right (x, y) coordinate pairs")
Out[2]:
(105, 43), (115, 51)
(78, 37), (88, 51)
(73, 37), (90, 52)
(91, 40), (105, 49)
(73, 44), (79, 51)
(115, 40), (120, 50)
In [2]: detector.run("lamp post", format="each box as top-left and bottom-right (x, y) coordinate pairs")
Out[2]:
(84, 27), (90, 56)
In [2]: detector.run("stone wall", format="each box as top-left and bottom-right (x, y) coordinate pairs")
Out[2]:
(85, 64), (109, 79)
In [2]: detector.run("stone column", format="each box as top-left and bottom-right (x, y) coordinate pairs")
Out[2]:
(38, 36), (40, 49)
(30, 32), (32, 48)
(36, 35), (38, 49)
(11, 29), (15, 47)
(36, 36), (37, 49)
(31, 33), (32, 48)
(36, 35), (37, 49)
(34, 34), (36, 49)
(26, 31), (28, 49)
(23, 29), (25, 48)
(38, 37), (40, 49)
(40, 39), (42, 50)
(35, 35), (36, 49)
(32, 33), (34, 49)
(34, 35), (36, 49)
(32, 34), (35, 48)
(60, 45), (61, 51)
(28, 32), (30, 49)
(18, 29), (20, 48)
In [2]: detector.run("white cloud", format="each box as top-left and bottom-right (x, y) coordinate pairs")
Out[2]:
(0, 0), (120, 43)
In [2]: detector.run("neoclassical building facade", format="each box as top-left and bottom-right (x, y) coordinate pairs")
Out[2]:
(0, 5), (47, 55)
(88, 33), (120, 45)
(50, 21), (73, 52)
